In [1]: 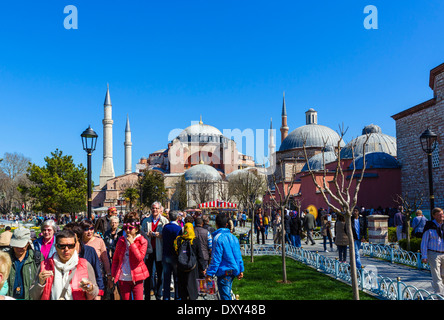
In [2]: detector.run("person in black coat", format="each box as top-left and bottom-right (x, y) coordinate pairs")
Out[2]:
(289, 211), (302, 247)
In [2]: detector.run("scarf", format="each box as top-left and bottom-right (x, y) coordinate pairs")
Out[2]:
(51, 250), (79, 300)
(174, 222), (196, 253)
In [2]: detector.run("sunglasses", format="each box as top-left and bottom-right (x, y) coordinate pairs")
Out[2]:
(84, 226), (94, 231)
(123, 222), (140, 231)
(56, 243), (76, 250)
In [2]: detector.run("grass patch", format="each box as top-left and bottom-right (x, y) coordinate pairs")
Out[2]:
(232, 255), (377, 300)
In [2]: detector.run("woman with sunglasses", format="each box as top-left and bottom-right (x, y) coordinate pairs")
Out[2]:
(111, 212), (149, 300)
(80, 219), (112, 298)
(30, 229), (99, 300)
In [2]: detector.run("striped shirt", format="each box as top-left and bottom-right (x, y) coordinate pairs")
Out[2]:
(421, 220), (444, 260)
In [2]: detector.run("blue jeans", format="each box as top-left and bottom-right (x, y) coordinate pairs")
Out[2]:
(217, 275), (234, 300)
(162, 255), (179, 300)
(290, 234), (301, 247)
(354, 240), (362, 269)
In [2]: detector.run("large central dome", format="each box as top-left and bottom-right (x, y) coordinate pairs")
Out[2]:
(181, 122), (223, 137)
(176, 117), (225, 143)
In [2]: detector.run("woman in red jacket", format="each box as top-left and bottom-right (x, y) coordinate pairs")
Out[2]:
(111, 212), (149, 300)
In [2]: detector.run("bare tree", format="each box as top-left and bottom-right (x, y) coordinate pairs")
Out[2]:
(394, 190), (425, 250)
(302, 124), (371, 300)
(0, 152), (31, 214)
(229, 169), (267, 262)
(189, 172), (216, 206)
(266, 158), (298, 283)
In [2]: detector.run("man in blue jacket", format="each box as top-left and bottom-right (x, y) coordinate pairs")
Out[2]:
(205, 214), (244, 300)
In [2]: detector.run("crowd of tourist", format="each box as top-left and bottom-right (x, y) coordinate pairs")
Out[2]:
(0, 202), (244, 301)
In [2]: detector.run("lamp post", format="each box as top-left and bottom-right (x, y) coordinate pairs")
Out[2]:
(420, 128), (438, 212)
(81, 126), (98, 219)
(138, 171), (144, 214)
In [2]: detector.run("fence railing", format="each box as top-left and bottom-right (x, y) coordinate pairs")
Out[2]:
(240, 243), (443, 300)
(361, 242), (430, 271)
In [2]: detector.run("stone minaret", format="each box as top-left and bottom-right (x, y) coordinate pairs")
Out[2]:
(124, 114), (132, 174)
(99, 84), (115, 188)
(280, 92), (289, 143)
(268, 117), (275, 166)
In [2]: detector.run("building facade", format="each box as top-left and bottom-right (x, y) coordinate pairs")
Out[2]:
(392, 62), (444, 215)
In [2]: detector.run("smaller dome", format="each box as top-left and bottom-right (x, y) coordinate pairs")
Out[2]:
(301, 150), (337, 172)
(340, 125), (396, 159)
(184, 164), (222, 181)
(362, 124), (382, 135)
(279, 124), (346, 151)
(348, 152), (400, 170)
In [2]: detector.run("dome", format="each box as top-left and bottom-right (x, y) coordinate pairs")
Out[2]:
(340, 125), (397, 159)
(179, 122), (223, 137)
(279, 124), (346, 151)
(184, 164), (222, 181)
(348, 152), (400, 170)
(301, 148), (337, 172)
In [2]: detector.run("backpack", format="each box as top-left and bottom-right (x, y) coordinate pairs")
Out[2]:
(177, 239), (197, 272)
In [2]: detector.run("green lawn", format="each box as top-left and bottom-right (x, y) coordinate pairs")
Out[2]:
(232, 255), (378, 300)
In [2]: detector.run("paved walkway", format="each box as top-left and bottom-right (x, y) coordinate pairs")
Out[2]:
(234, 224), (434, 294)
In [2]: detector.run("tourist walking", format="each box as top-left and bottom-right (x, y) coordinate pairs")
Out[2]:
(421, 207), (444, 295)
(321, 215), (333, 252)
(334, 214), (349, 262)
(303, 209), (316, 245)
(174, 222), (203, 300)
(7, 227), (40, 300)
(254, 207), (266, 245)
(0, 251), (14, 300)
(111, 212), (149, 300)
(141, 201), (169, 300)
(33, 219), (57, 260)
(411, 210), (428, 238)
(30, 229), (99, 300)
(289, 211), (302, 247)
(351, 207), (366, 269)
(81, 219), (112, 298)
(205, 214), (244, 300)
(162, 210), (183, 300)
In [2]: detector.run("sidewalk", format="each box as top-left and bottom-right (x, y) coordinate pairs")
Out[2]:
(234, 224), (434, 294)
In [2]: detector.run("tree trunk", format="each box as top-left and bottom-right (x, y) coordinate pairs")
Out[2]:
(281, 206), (287, 283)
(250, 206), (254, 263)
(345, 215), (360, 300)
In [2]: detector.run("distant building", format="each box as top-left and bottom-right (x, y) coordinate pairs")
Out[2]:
(392, 62), (444, 215)
(264, 97), (401, 213)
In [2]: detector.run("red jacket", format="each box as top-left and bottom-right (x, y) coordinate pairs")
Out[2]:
(40, 257), (90, 300)
(111, 235), (149, 283)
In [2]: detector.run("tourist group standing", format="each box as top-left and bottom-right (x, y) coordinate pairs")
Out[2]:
(0, 203), (244, 301)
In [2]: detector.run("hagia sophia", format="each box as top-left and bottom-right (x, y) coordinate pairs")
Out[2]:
(92, 62), (444, 217)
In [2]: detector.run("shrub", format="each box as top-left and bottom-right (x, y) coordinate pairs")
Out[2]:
(398, 237), (422, 252)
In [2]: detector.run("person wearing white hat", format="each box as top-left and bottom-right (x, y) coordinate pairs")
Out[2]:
(7, 227), (41, 300)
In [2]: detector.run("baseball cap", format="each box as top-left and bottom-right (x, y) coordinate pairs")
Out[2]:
(9, 228), (31, 248)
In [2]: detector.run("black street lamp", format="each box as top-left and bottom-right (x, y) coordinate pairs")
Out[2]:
(420, 128), (438, 212)
(81, 126), (98, 219)
(138, 171), (144, 213)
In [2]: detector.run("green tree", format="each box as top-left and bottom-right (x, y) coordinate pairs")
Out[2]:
(175, 174), (187, 211)
(140, 170), (167, 208)
(123, 187), (139, 211)
(25, 149), (87, 220)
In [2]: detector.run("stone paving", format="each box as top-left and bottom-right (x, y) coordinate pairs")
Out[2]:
(234, 224), (435, 294)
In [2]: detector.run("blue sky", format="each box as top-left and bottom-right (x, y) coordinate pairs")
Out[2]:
(1, 1), (443, 184)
